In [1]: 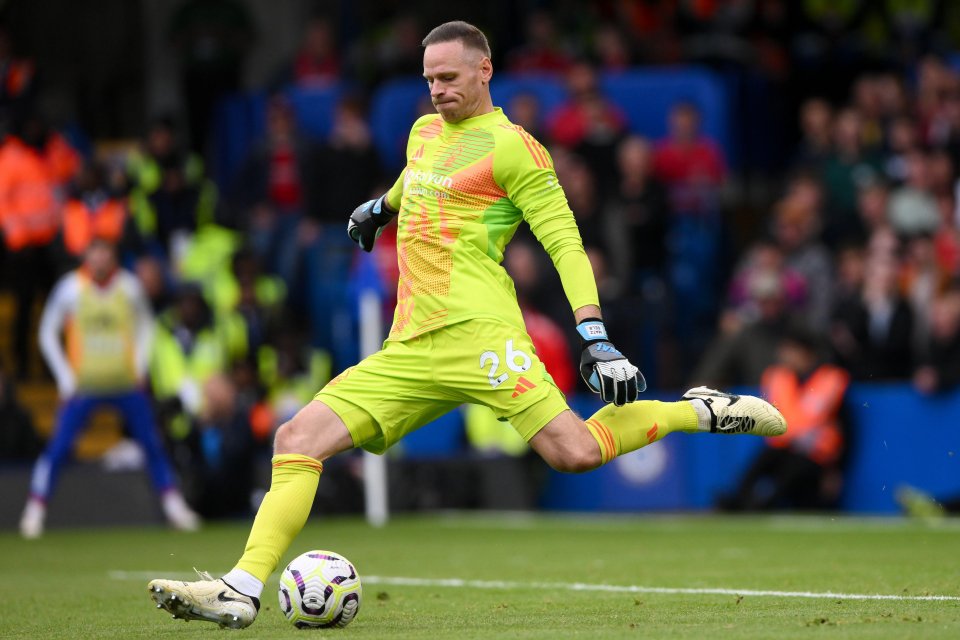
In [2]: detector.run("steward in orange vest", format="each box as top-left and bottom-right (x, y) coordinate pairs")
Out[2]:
(719, 325), (851, 511)
(60, 161), (132, 260)
(0, 117), (78, 251)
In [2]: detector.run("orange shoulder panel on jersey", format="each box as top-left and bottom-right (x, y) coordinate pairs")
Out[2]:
(417, 116), (444, 140)
(501, 123), (551, 169)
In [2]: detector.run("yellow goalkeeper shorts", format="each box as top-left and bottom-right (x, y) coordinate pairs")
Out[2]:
(314, 318), (569, 454)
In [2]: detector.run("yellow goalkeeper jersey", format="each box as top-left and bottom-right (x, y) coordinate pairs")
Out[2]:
(384, 108), (598, 342)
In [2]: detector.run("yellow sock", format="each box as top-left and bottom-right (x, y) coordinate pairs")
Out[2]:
(584, 400), (698, 464)
(234, 454), (323, 583)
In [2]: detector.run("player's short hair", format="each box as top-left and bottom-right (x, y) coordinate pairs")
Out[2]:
(422, 21), (491, 59)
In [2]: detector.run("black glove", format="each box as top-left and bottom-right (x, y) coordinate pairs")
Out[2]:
(576, 318), (646, 406)
(347, 194), (395, 252)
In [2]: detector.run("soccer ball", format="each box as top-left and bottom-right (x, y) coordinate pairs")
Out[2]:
(278, 550), (362, 628)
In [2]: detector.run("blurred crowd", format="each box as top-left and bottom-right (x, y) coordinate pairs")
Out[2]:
(3, 0), (960, 516)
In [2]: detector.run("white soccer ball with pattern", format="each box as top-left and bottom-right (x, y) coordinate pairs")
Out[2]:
(278, 550), (362, 628)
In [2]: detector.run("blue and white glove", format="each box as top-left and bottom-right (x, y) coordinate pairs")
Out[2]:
(347, 194), (395, 252)
(576, 318), (646, 406)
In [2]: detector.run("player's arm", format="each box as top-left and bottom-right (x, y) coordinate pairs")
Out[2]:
(346, 171), (402, 252)
(127, 274), (156, 384)
(496, 135), (645, 405)
(38, 276), (77, 398)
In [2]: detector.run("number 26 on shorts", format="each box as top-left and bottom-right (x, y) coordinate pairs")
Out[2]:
(479, 339), (532, 389)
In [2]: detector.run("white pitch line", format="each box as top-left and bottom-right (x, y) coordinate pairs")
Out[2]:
(109, 571), (960, 602)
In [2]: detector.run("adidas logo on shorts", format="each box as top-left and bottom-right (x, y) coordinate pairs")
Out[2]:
(511, 377), (536, 398)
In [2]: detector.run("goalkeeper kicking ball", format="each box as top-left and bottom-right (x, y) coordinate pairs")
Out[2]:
(278, 550), (362, 628)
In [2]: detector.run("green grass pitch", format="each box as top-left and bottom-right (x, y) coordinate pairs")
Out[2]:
(1, 514), (958, 639)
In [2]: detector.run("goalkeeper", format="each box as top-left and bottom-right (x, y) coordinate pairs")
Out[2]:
(149, 20), (786, 628)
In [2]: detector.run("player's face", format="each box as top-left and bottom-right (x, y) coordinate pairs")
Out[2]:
(423, 40), (492, 123)
(85, 242), (116, 280)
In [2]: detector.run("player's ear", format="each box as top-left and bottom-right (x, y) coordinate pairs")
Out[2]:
(479, 56), (493, 84)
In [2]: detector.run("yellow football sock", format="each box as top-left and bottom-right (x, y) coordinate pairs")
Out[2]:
(234, 454), (323, 583)
(584, 400), (699, 465)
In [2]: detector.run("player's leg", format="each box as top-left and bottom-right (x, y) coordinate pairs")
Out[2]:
(528, 400), (699, 472)
(116, 390), (199, 530)
(530, 389), (786, 472)
(20, 395), (97, 538)
(448, 320), (783, 472)
(225, 400), (355, 593)
(148, 339), (455, 628)
(148, 399), (352, 628)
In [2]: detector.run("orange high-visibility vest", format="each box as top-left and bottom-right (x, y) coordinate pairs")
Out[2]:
(63, 199), (127, 256)
(0, 136), (77, 250)
(761, 364), (850, 466)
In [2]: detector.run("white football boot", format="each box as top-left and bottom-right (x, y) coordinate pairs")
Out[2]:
(161, 490), (202, 532)
(148, 570), (260, 629)
(682, 386), (787, 436)
(19, 498), (45, 540)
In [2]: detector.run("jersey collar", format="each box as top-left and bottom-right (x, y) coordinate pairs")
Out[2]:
(443, 107), (507, 131)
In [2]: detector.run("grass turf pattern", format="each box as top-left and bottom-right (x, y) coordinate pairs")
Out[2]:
(1, 514), (958, 639)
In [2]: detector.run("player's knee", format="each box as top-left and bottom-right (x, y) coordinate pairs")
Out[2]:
(274, 417), (317, 456)
(546, 444), (601, 474)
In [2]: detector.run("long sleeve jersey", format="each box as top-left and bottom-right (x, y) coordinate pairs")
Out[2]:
(39, 268), (154, 395)
(384, 108), (598, 341)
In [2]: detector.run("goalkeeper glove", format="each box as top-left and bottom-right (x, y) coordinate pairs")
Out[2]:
(576, 318), (646, 406)
(347, 194), (396, 252)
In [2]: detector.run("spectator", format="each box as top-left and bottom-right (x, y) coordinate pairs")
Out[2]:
(653, 100), (726, 217)
(59, 160), (134, 268)
(851, 75), (885, 152)
(900, 234), (948, 349)
(693, 263), (798, 387)
(552, 151), (606, 252)
(882, 115), (920, 185)
(771, 194), (834, 330)
(127, 116), (205, 198)
(913, 284), (960, 394)
(257, 319), (330, 429)
(229, 95), (318, 289)
(831, 243), (867, 312)
(168, 0), (255, 152)
(149, 282), (245, 439)
(312, 97), (382, 223)
(830, 248), (914, 380)
(590, 23), (634, 70)
(0, 114), (80, 379)
(507, 10), (574, 74)
(180, 373), (257, 518)
(270, 16), (339, 90)
(505, 92), (545, 142)
(0, 26), (37, 136)
(603, 135), (669, 291)
(855, 179), (891, 239)
(19, 239), (199, 538)
(887, 149), (941, 237)
(719, 325), (850, 511)
(821, 107), (882, 246)
(365, 14), (423, 86)
(726, 240), (807, 322)
(793, 97), (834, 171)
(132, 162), (217, 266)
(546, 61), (627, 193)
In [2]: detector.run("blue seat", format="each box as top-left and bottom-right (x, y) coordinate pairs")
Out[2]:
(600, 68), (731, 163)
(212, 85), (342, 188)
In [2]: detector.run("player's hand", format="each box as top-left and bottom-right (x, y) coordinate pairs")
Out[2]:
(347, 194), (395, 252)
(57, 371), (77, 400)
(576, 318), (646, 406)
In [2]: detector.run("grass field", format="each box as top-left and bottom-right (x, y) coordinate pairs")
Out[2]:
(1, 514), (958, 639)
